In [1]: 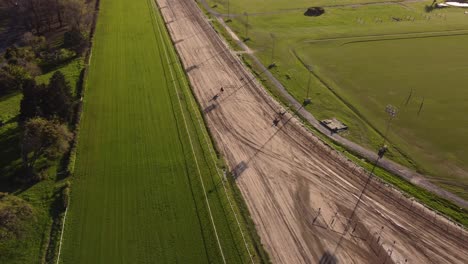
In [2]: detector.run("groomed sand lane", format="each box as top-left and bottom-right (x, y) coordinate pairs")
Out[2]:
(155, 0), (468, 263)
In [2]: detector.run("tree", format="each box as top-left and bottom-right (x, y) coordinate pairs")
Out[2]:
(21, 117), (72, 179)
(64, 27), (87, 54)
(55, 0), (64, 27)
(63, 0), (93, 31)
(41, 71), (74, 122)
(19, 71), (74, 123)
(0, 65), (32, 96)
(19, 79), (45, 122)
(7, 0), (65, 34)
(3, 45), (41, 76)
(21, 32), (46, 53)
(4, 46), (18, 64)
(0, 193), (35, 240)
(0, 68), (17, 96)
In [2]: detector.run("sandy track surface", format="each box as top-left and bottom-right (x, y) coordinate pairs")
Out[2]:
(155, 0), (468, 262)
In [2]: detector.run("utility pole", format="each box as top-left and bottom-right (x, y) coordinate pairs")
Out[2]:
(270, 33), (275, 65)
(417, 97), (425, 116)
(244, 12), (249, 40)
(304, 65), (312, 105)
(382, 104), (398, 147)
(227, 0), (230, 20)
(332, 106), (397, 257)
(404, 88), (413, 106)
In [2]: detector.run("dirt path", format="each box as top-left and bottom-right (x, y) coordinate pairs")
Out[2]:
(156, 0), (468, 262)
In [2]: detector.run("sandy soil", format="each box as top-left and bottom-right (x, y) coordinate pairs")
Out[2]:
(155, 0), (468, 263)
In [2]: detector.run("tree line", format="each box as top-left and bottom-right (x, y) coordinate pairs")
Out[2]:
(2, 47), (75, 182)
(18, 70), (75, 182)
(1, 0), (94, 34)
(0, 1), (94, 183)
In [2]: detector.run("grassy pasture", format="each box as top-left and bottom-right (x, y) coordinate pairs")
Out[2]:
(59, 0), (260, 263)
(208, 0), (405, 14)
(208, 0), (468, 199)
(297, 34), (468, 193)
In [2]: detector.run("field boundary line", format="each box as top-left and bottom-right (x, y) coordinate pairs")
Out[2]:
(149, 0), (227, 262)
(55, 207), (68, 264)
(54, 0), (100, 263)
(162, 1), (256, 262)
(300, 29), (468, 45)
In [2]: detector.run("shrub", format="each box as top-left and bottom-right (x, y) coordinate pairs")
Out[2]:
(64, 28), (87, 54)
(40, 49), (76, 69)
(62, 186), (70, 210)
(4, 47), (18, 62)
(0, 193), (35, 240)
(58, 49), (76, 62)
(304, 7), (325, 17)
(21, 32), (47, 53)
(0, 65), (32, 95)
(19, 118), (73, 182)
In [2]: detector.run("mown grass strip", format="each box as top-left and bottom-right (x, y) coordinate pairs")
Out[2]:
(150, 0), (268, 262)
(59, 0), (264, 262)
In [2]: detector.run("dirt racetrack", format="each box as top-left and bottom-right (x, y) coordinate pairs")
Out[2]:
(155, 0), (468, 262)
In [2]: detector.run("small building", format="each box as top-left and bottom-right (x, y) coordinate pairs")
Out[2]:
(320, 118), (348, 133)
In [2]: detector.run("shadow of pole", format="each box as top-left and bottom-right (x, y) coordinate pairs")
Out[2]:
(319, 251), (338, 264)
(332, 155), (382, 256)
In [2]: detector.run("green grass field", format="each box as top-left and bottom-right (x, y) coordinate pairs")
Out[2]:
(36, 58), (84, 96)
(59, 0), (262, 263)
(209, 0), (403, 14)
(208, 0), (468, 200)
(297, 34), (468, 192)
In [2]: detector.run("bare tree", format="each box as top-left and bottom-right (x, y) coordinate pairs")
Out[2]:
(3, 0), (69, 33)
(63, 0), (93, 31)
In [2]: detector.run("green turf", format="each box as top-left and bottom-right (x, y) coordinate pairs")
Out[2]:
(0, 92), (21, 183)
(208, 0), (404, 14)
(59, 0), (261, 263)
(207, 0), (468, 199)
(296, 34), (468, 193)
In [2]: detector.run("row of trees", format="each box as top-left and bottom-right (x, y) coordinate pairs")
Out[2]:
(1, 53), (75, 182)
(18, 71), (75, 182)
(20, 72), (74, 123)
(2, 0), (94, 34)
(0, 47), (76, 182)
(0, 2), (91, 183)
(0, 27), (86, 96)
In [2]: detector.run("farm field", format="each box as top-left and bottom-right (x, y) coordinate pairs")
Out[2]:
(208, 0), (468, 199)
(59, 0), (259, 263)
